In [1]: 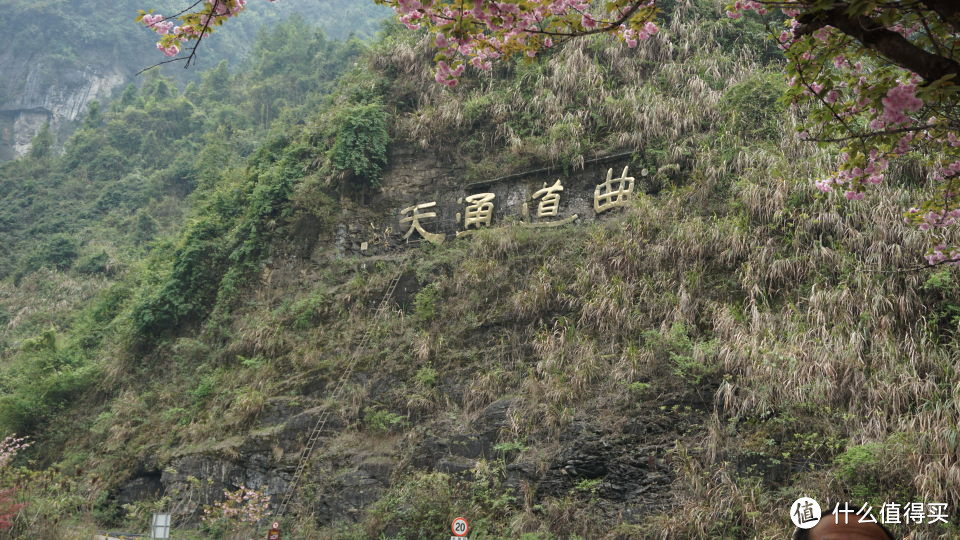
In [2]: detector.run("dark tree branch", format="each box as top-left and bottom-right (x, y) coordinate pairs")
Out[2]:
(432, 0), (649, 38)
(136, 56), (188, 75)
(795, 7), (960, 84)
(862, 256), (960, 273)
(137, 0), (221, 75)
(917, 9), (945, 58)
(804, 124), (938, 143)
(160, 0), (204, 24)
(531, 0), (647, 37)
(919, 0), (960, 33)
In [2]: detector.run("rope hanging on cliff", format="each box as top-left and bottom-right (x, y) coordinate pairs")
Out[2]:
(272, 261), (408, 519)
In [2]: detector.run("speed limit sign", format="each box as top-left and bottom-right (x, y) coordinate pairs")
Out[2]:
(451, 516), (469, 537)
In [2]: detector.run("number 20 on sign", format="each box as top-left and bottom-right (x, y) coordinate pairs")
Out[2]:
(451, 516), (469, 538)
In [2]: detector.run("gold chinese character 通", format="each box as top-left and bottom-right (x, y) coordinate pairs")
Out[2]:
(457, 193), (496, 230)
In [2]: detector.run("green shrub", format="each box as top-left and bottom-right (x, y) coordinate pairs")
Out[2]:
(922, 268), (960, 336)
(0, 330), (98, 434)
(575, 478), (602, 494)
(238, 355), (266, 368)
(719, 70), (787, 142)
(15, 234), (79, 281)
(833, 443), (884, 502)
(216, 160), (297, 303)
(93, 173), (151, 214)
(132, 217), (230, 341)
(493, 440), (526, 454)
(326, 102), (390, 190)
(831, 434), (913, 504)
(413, 366), (437, 388)
(161, 407), (191, 426)
(75, 251), (111, 276)
(627, 381), (652, 396)
(289, 291), (331, 329)
(363, 407), (408, 434)
(413, 283), (441, 325)
(133, 212), (159, 246)
(367, 472), (454, 539)
(643, 323), (719, 385)
(74, 284), (131, 350)
(27, 122), (55, 159)
(189, 371), (222, 406)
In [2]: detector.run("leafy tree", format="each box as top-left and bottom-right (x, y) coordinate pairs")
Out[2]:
(326, 102), (390, 190)
(15, 234), (79, 283)
(27, 122), (54, 160)
(726, 1), (960, 266)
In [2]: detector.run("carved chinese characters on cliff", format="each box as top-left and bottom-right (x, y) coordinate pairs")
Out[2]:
(526, 179), (578, 227)
(457, 193), (496, 232)
(400, 201), (444, 244)
(594, 166), (635, 213)
(396, 164), (638, 244)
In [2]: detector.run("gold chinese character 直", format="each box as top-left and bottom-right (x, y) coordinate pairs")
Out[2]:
(400, 201), (444, 244)
(457, 193), (495, 230)
(594, 166), (635, 213)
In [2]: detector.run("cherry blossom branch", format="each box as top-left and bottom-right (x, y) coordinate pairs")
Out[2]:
(529, 0), (647, 37)
(804, 124), (939, 143)
(181, 0), (220, 68)
(159, 0), (205, 23)
(860, 256), (960, 273)
(795, 7), (960, 84)
(137, 0), (221, 74)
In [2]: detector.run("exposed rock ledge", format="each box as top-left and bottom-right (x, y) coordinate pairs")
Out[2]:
(0, 53), (127, 160)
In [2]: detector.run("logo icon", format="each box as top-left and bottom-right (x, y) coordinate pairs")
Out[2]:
(791, 497), (822, 529)
(451, 516), (470, 537)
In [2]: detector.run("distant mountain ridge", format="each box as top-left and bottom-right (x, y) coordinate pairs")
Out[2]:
(0, 0), (390, 160)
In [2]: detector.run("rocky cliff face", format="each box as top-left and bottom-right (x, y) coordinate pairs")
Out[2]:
(125, 144), (699, 530)
(0, 51), (127, 160)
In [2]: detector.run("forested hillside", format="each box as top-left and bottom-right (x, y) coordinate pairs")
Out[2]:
(1, 0), (959, 539)
(0, 0), (388, 159)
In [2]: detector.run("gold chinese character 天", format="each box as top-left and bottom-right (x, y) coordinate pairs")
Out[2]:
(594, 165), (635, 213)
(399, 201), (444, 244)
(457, 192), (495, 230)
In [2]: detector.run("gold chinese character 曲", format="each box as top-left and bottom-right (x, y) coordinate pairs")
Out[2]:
(457, 192), (496, 230)
(399, 201), (444, 244)
(594, 166), (635, 213)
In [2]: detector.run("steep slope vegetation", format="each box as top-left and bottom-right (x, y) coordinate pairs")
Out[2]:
(2, 1), (960, 539)
(0, 21), (366, 436)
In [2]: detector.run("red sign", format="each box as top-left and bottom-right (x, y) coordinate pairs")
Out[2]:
(266, 527), (281, 540)
(451, 517), (469, 537)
